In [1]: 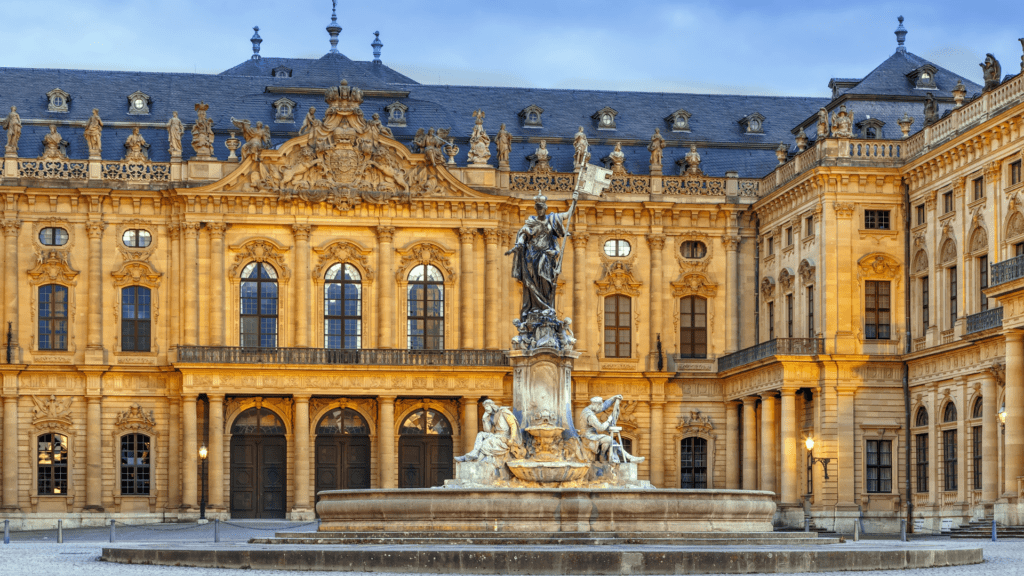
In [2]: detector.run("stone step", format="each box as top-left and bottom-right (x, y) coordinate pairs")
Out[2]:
(277, 530), (820, 540)
(252, 535), (841, 546)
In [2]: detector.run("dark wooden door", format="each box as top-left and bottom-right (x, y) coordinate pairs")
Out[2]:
(315, 436), (371, 503)
(398, 436), (453, 488)
(230, 434), (287, 519)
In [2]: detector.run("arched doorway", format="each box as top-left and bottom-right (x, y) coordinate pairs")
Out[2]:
(315, 408), (371, 502)
(230, 407), (287, 519)
(398, 408), (453, 488)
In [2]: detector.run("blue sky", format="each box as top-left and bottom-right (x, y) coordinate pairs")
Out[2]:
(2, 0), (1020, 97)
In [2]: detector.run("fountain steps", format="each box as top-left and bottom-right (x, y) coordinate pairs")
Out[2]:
(255, 532), (840, 546)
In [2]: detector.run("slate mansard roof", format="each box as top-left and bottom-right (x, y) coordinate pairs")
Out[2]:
(0, 29), (987, 178)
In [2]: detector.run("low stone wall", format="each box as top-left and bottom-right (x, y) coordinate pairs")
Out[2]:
(316, 488), (776, 533)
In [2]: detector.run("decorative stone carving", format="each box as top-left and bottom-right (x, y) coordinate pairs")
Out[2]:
(677, 409), (713, 435)
(225, 133), (240, 160)
(313, 240), (374, 282)
(191, 102), (215, 159)
(665, 109), (691, 132)
(466, 109), (491, 166)
(494, 124), (511, 168)
(1, 106), (21, 155)
(396, 242), (456, 282)
(228, 239), (291, 279)
(456, 399), (526, 462)
(680, 144), (702, 175)
(166, 112), (184, 158)
(830, 104), (853, 138)
(299, 107), (318, 135)
(32, 395), (73, 431)
(1007, 211), (1024, 239)
(122, 127), (150, 162)
(671, 273), (717, 298)
(778, 268), (794, 292)
(760, 276), (775, 300)
(913, 250), (929, 274)
(579, 396), (643, 463)
(969, 226), (988, 254)
(775, 142), (788, 165)
(603, 142), (626, 175)
(127, 91), (151, 115)
(28, 249), (79, 286)
(367, 113), (393, 140)
(798, 259), (816, 285)
(572, 127), (590, 169)
(898, 113), (914, 139)
(273, 97), (296, 123)
(594, 261), (642, 297)
(924, 93), (938, 126)
(834, 202), (855, 218)
(231, 117), (271, 159)
(647, 129), (665, 169)
(114, 403), (157, 433)
(84, 109), (103, 158)
(795, 131), (808, 152)
(816, 108), (828, 137)
(858, 253), (901, 280)
(987, 362), (1006, 387)
(527, 141), (552, 173)
(981, 53), (1002, 92)
(46, 88), (70, 113)
(40, 125), (68, 160)
(953, 80), (967, 108)
(940, 238), (957, 264)
(111, 261), (161, 288)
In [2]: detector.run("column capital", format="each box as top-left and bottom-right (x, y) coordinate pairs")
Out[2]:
(742, 396), (759, 406)
(375, 225), (395, 243)
(721, 235), (741, 251)
(291, 224), (312, 241)
(759, 391), (779, 400)
(378, 395), (397, 402)
(646, 234), (666, 251)
(207, 393), (225, 402)
(1006, 330), (1024, 343)
(482, 228), (500, 245)
(292, 394), (311, 403)
(458, 227), (477, 243)
(181, 393), (199, 402)
(168, 223), (181, 240)
(570, 231), (590, 248)
(182, 222), (201, 238)
(207, 222), (227, 239)
(85, 221), (106, 239)
(1, 219), (20, 237)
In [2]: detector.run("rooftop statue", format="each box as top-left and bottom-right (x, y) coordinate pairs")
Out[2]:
(981, 53), (1002, 92)
(572, 127), (589, 169)
(830, 104), (853, 138)
(467, 110), (491, 166)
(494, 123), (511, 167)
(683, 143), (702, 175)
(299, 107), (318, 135)
(454, 400), (526, 463)
(606, 142), (626, 175)
(191, 102), (215, 159)
(40, 125), (67, 160)
(231, 117), (271, 159)
(166, 112), (184, 157)
(367, 113), (393, 139)
(816, 107), (828, 137)
(924, 93), (939, 126)
(84, 109), (103, 158)
(528, 140), (552, 173)
(122, 127), (149, 162)
(647, 129), (665, 168)
(1, 106), (21, 156)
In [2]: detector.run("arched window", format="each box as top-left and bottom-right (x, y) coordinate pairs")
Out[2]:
(39, 227), (68, 246)
(399, 409), (453, 435)
(679, 296), (707, 358)
(121, 286), (151, 352)
(324, 263), (361, 349)
(972, 397), (983, 419)
(604, 295), (631, 358)
(680, 437), (708, 489)
(316, 408), (370, 435)
(407, 264), (444, 350)
(37, 433), (68, 495)
(943, 402), (957, 423)
(38, 284), (69, 351)
(915, 407), (928, 427)
(603, 239), (631, 257)
(230, 407), (286, 435)
(240, 262), (278, 348)
(120, 433), (151, 495)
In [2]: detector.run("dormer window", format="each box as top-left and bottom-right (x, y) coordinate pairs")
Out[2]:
(665, 109), (691, 132)
(906, 64), (938, 90)
(273, 97), (296, 123)
(127, 91), (151, 115)
(46, 88), (70, 113)
(857, 117), (886, 140)
(385, 101), (408, 127)
(739, 112), (765, 135)
(592, 107), (618, 130)
(519, 104), (543, 128)
(271, 66), (292, 78)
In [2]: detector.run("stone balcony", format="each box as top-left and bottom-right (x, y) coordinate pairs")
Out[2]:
(717, 338), (824, 372)
(175, 345), (509, 367)
(964, 307), (1003, 337)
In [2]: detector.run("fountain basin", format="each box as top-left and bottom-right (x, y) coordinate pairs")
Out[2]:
(506, 460), (588, 483)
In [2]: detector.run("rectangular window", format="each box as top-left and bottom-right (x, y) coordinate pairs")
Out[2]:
(864, 210), (891, 230)
(1017, 242), (1024, 257)
(38, 285), (69, 351)
(766, 237), (774, 256)
(786, 294), (793, 338)
(805, 215), (814, 236)
(943, 191), (954, 214)
(807, 287), (815, 338)
(915, 433), (929, 492)
(786, 227), (793, 246)
(603, 295), (632, 358)
(979, 256), (989, 312)
(37, 433), (68, 495)
(121, 286), (151, 352)
(120, 433), (151, 495)
(768, 301), (775, 341)
(922, 276), (930, 330)
(916, 204), (926, 225)
(864, 280), (891, 340)
(943, 429), (958, 491)
(866, 439), (892, 493)
(679, 296), (708, 359)
(973, 177), (985, 201)
(973, 425), (983, 490)
(1012, 160), (1022, 186)
(949, 266), (958, 327)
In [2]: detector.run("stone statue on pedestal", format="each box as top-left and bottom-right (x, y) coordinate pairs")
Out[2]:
(191, 102), (215, 158)
(84, 109), (103, 158)
(1, 106), (20, 155)
(455, 400), (526, 462)
(495, 123), (511, 168)
(579, 396), (644, 464)
(467, 109), (491, 166)
(981, 53), (1002, 92)
(166, 112), (184, 157)
(830, 105), (853, 138)
(40, 125), (68, 160)
(647, 129), (665, 169)
(122, 127), (149, 162)
(572, 127), (589, 169)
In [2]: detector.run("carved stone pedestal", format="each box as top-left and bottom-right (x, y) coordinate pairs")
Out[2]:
(509, 347), (578, 434)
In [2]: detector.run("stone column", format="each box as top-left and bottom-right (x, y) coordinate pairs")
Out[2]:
(725, 401), (740, 489)
(2, 220), (20, 351)
(168, 225), (181, 348)
(181, 394), (198, 509)
(647, 235), (665, 368)
(723, 235), (741, 353)
(458, 228), (476, 349)
(85, 222), (105, 360)
(85, 394), (104, 510)
(780, 389), (799, 504)
(1004, 331), (1024, 497)
(929, 387), (939, 505)
(378, 396), (396, 489)
(292, 225), (312, 347)
(649, 402), (665, 487)
(166, 396), (181, 509)
(183, 223), (200, 346)
(2, 394), (18, 509)
(462, 397), (478, 456)
(743, 397), (758, 490)
(208, 394), (225, 509)
(760, 393), (777, 494)
(376, 227), (395, 349)
(571, 233), (590, 354)
(483, 230), (500, 350)
(293, 395), (311, 511)
(837, 387), (855, 505)
(982, 372), (998, 502)
(208, 223), (226, 346)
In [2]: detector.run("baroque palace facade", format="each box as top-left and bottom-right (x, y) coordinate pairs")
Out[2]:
(0, 13), (1023, 532)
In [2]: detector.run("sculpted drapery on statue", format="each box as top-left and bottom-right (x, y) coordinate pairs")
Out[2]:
(84, 109), (103, 157)
(122, 127), (149, 162)
(166, 112), (184, 157)
(231, 117), (271, 159)
(1, 106), (21, 155)
(455, 400), (526, 463)
(40, 125), (68, 160)
(507, 193), (572, 322)
(191, 102), (215, 158)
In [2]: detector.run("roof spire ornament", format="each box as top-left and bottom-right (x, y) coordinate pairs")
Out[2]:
(251, 26), (262, 60)
(372, 31), (383, 64)
(326, 0), (342, 54)
(895, 16), (907, 54)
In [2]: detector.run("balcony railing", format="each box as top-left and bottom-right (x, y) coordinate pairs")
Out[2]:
(991, 255), (1024, 287)
(176, 346), (509, 367)
(717, 338), (823, 372)
(965, 307), (1003, 335)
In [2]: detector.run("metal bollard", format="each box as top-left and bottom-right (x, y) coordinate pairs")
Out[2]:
(214, 519), (220, 543)
(804, 517), (809, 532)
(854, 520), (860, 541)
(4, 519), (8, 544)
(109, 519), (115, 543)
(58, 519), (63, 544)
(992, 519), (998, 542)
(900, 519), (907, 542)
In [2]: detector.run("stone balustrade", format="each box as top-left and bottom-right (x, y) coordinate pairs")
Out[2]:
(176, 345), (509, 367)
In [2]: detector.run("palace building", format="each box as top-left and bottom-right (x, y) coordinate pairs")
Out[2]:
(0, 11), (1023, 532)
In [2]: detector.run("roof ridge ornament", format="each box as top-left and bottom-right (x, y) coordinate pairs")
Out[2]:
(251, 26), (262, 60)
(372, 31), (383, 64)
(327, 0), (342, 54)
(895, 16), (907, 54)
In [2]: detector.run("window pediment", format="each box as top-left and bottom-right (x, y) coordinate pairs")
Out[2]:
(28, 249), (79, 286)
(115, 403), (157, 434)
(313, 240), (374, 283)
(671, 273), (717, 298)
(32, 395), (73, 432)
(111, 261), (161, 288)
(594, 261), (642, 297)
(676, 409), (714, 436)
(798, 259), (816, 285)
(858, 253), (902, 281)
(395, 241), (456, 282)
(229, 238), (291, 280)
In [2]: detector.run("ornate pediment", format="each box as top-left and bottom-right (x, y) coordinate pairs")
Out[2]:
(913, 250), (929, 274)
(594, 261), (642, 297)
(671, 273), (717, 298)
(677, 409), (713, 435)
(395, 241), (457, 282)
(798, 259), (816, 285)
(228, 238), (291, 280)
(760, 276), (775, 300)
(28, 249), (79, 286)
(32, 395), (73, 432)
(779, 268), (794, 292)
(115, 403), (156, 433)
(858, 253), (901, 280)
(111, 260), (161, 288)
(312, 240), (374, 283)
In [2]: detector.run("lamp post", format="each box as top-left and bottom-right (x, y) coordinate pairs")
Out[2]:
(199, 445), (208, 520)
(805, 437), (831, 480)
(999, 404), (1006, 433)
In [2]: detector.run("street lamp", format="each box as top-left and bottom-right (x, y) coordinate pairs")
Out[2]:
(999, 404), (1006, 432)
(199, 445), (208, 520)
(805, 437), (831, 480)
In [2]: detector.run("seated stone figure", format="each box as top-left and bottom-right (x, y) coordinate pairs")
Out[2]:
(579, 395), (644, 463)
(455, 400), (525, 462)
